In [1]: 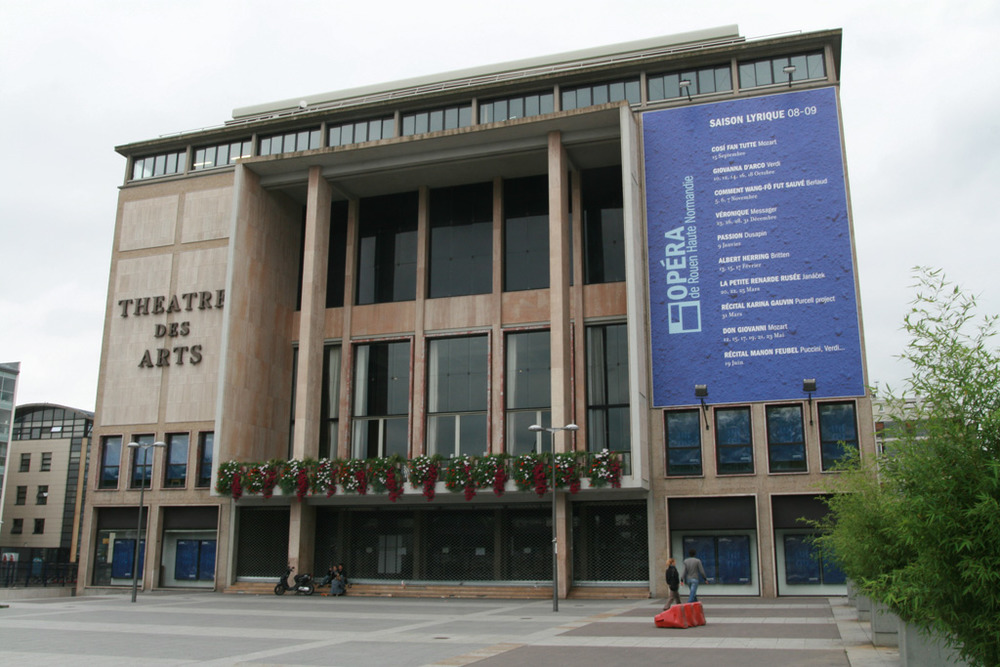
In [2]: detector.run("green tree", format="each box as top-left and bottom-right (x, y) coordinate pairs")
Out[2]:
(815, 268), (1000, 667)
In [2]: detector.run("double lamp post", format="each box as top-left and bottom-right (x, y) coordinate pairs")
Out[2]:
(127, 440), (165, 603)
(528, 423), (577, 612)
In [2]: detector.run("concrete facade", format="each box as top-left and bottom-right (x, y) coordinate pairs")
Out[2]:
(78, 25), (875, 600)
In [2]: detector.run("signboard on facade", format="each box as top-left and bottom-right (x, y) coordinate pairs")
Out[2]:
(644, 87), (864, 407)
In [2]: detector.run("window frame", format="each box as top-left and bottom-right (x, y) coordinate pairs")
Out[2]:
(505, 330), (552, 455)
(36, 485), (48, 505)
(19, 452), (30, 472)
(196, 432), (214, 488)
(40, 452), (52, 472)
(130, 434), (156, 489)
(15, 486), (26, 505)
(714, 406), (754, 475)
(426, 335), (490, 459)
(818, 401), (859, 471)
(352, 340), (411, 459)
(164, 433), (190, 488)
(428, 182), (494, 298)
(766, 404), (807, 473)
(664, 409), (703, 476)
(11, 518), (23, 534)
(99, 436), (123, 489)
(33, 518), (44, 535)
(585, 323), (630, 454)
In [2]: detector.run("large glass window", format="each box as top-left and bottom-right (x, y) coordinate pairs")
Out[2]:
(328, 117), (394, 147)
(766, 405), (806, 472)
(561, 78), (640, 110)
(738, 52), (825, 89)
(582, 166), (625, 284)
(197, 432), (214, 488)
(429, 182), (493, 298)
(259, 128), (321, 156)
(586, 324), (629, 453)
(506, 331), (551, 455)
(165, 433), (189, 488)
(683, 534), (752, 585)
(352, 341), (410, 459)
(783, 534), (845, 585)
(714, 407), (753, 474)
(648, 65), (732, 101)
(818, 402), (859, 471)
(192, 139), (252, 170)
(479, 91), (555, 123)
(503, 175), (549, 292)
(131, 150), (186, 180)
(15, 486), (26, 505)
(99, 436), (122, 489)
(401, 104), (472, 136)
(665, 410), (702, 476)
(130, 434), (156, 489)
(321, 345), (341, 459)
(427, 336), (489, 458)
(356, 192), (419, 305)
(326, 201), (348, 308)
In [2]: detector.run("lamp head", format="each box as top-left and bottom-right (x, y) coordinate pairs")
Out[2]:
(694, 385), (708, 398)
(803, 379), (817, 393)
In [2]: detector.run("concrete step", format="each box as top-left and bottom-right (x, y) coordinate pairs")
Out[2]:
(226, 581), (649, 600)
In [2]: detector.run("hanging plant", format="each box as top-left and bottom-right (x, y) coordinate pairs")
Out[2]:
(444, 455), (476, 500)
(513, 453), (548, 496)
(369, 456), (404, 501)
(554, 452), (582, 494)
(340, 459), (368, 495)
(587, 449), (623, 489)
(231, 468), (243, 501)
(215, 460), (242, 497)
(472, 454), (509, 496)
(408, 455), (442, 500)
(316, 458), (340, 497)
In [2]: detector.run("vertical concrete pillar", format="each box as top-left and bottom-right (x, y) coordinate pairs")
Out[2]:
(757, 494), (777, 597)
(548, 131), (574, 598)
(293, 167), (332, 461)
(411, 187), (429, 455)
(289, 167), (331, 574)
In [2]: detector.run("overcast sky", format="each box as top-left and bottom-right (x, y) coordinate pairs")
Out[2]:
(1, 0), (997, 411)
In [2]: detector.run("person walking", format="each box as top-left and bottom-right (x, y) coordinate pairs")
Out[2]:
(682, 549), (707, 603)
(664, 557), (682, 609)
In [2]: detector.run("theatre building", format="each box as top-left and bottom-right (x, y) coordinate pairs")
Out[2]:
(78, 25), (875, 598)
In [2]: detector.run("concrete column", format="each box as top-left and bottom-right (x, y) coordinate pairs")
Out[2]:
(292, 167), (332, 460)
(548, 131), (574, 598)
(288, 502), (316, 575)
(757, 494), (777, 597)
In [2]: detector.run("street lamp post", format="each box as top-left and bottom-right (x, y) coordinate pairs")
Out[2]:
(127, 440), (165, 603)
(528, 423), (578, 612)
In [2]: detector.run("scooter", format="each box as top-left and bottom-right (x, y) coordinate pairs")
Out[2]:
(274, 566), (315, 596)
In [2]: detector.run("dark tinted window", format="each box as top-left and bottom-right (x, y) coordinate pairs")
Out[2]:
(504, 176), (549, 291)
(582, 166), (626, 284)
(356, 192), (419, 304)
(429, 182), (493, 297)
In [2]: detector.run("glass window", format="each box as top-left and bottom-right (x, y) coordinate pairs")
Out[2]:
(648, 65), (732, 101)
(356, 192), (419, 305)
(10, 518), (22, 534)
(479, 91), (555, 123)
(328, 117), (394, 146)
(503, 175), (549, 291)
(36, 485), (48, 505)
(766, 405), (806, 472)
(258, 127), (321, 156)
(582, 166), (625, 284)
(818, 402), (859, 471)
(738, 52), (826, 89)
(130, 434), (156, 489)
(665, 410), (702, 476)
(427, 336), (489, 458)
(40, 452), (52, 471)
(715, 407), (753, 474)
(321, 345), (341, 459)
(192, 138), (252, 170)
(197, 432), (214, 488)
(165, 433), (189, 488)
(99, 436), (122, 489)
(326, 200), (348, 308)
(131, 150), (186, 181)
(401, 104), (472, 136)
(19, 452), (29, 472)
(561, 78), (640, 111)
(33, 519), (44, 534)
(586, 323), (630, 453)
(429, 182), (493, 298)
(506, 331), (551, 455)
(15, 486), (26, 505)
(784, 534), (845, 585)
(352, 341), (410, 459)
(683, 535), (752, 584)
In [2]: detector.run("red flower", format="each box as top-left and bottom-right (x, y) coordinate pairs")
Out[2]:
(232, 472), (243, 501)
(296, 469), (309, 501)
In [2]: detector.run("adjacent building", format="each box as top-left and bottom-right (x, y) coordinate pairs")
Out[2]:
(78, 25), (875, 598)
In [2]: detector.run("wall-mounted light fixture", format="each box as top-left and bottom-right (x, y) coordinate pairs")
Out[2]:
(695, 385), (710, 430)
(783, 65), (796, 87)
(679, 79), (692, 102)
(803, 378), (816, 425)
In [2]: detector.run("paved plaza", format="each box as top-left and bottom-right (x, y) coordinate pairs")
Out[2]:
(0, 592), (899, 666)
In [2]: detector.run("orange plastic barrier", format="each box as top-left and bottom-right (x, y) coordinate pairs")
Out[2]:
(684, 602), (706, 626)
(654, 603), (689, 628)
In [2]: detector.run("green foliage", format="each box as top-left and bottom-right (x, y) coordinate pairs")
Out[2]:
(815, 268), (1000, 667)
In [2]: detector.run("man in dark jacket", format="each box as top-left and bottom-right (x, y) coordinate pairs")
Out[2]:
(664, 557), (681, 608)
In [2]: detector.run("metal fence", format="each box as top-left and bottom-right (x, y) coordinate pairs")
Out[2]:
(572, 500), (649, 584)
(0, 561), (78, 588)
(234, 506), (290, 579)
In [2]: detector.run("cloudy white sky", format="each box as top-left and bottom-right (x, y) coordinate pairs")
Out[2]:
(1, 0), (997, 411)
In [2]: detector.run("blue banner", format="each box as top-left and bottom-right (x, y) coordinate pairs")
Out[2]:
(644, 87), (864, 407)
